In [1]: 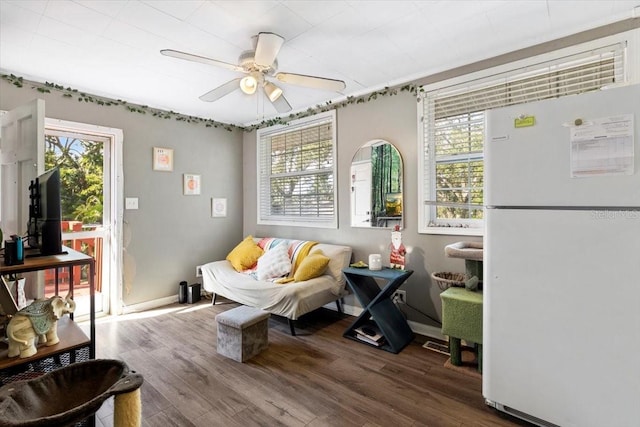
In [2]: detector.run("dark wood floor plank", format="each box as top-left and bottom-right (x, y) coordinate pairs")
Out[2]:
(143, 367), (216, 420)
(192, 409), (248, 427)
(136, 380), (179, 419)
(92, 301), (530, 426)
(267, 351), (457, 426)
(305, 412), (370, 427)
(150, 349), (253, 420)
(95, 396), (114, 425)
(190, 353), (319, 426)
(142, 405), (197, 427)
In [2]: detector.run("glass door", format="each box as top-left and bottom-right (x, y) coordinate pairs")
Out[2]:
(43, 128), (111, 317)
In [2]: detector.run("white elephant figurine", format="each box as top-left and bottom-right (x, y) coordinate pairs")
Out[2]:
(6, 293), (76, 359)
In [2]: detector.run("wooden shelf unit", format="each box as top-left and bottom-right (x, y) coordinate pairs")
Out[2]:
(0, 246), (95, 383)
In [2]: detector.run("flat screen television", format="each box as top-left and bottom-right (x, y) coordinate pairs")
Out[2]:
(27, 167), (63, 256)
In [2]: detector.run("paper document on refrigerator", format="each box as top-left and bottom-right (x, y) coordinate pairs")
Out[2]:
(570, 114), (634, 178)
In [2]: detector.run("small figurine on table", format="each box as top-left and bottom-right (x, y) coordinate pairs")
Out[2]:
(389, 225), (406, 270)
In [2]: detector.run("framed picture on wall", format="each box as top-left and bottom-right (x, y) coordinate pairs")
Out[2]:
(153, 147), (174, 171)
(211, 198), (227, 217)
(183, 174), (201, 195)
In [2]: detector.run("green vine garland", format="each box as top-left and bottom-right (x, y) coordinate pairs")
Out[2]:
(1, 74), (239, 131)
(1, 73), (423, 132)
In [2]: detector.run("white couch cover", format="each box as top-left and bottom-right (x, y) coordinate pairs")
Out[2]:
(201, 241), (352, 320)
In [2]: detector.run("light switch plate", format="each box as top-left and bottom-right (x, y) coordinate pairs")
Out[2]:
(125, 197), (139, 210)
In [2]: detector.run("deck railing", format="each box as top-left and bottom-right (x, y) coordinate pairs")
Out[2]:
(43, 221), (102, 297)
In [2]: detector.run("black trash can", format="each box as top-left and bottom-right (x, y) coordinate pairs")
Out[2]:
(187, 283), (201, 304)
(178, 281), (188, 304)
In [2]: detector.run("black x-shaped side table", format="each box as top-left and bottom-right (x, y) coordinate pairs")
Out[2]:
(342, 267), (414, 353)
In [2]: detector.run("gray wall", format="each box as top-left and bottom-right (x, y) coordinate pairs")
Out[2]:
(3, 20), (632, 317)
(0, 80), (244, 307)
(241, 20), (638, 330)
(242, 92), (479, 328)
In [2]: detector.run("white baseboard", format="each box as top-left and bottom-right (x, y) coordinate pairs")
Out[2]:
(122, 295), (178, 314)
(124, 298), (444, 341)
(408, 320), (445, 341)
(324, 302), (445, 341)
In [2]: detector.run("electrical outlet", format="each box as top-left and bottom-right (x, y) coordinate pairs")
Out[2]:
(196, 265), (203, 277)
(392, 290), (406, 304)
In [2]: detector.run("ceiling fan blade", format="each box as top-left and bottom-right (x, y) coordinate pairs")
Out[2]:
(254, 32), (284, 67)
(199, 78), (241, 102)
(270, 92), (292, 113)
(161, 49), (244, 72)
(275, 72), (346, 92)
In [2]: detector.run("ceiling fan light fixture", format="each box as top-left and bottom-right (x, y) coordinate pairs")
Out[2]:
(163, 32), (342, 109)
(240, 74), (258, 95)
(264, 81), (283, 102)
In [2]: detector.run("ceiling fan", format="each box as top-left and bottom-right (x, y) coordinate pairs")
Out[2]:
(161, 32), (346, 113)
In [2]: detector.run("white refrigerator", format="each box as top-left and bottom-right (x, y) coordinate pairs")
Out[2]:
(483, 84), (640, 427)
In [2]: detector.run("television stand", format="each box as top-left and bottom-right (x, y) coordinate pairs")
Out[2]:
(0, 246), (95, 385)
(25, 249), (69, 258)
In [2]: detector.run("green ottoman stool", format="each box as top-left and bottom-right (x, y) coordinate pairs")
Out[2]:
(440, 287), (483, 373)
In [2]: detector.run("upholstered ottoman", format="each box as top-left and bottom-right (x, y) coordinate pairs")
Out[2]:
(440, 287), (483, 373)
(216, 305), (270, 362)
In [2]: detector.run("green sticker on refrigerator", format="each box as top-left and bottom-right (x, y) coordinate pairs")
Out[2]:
(514, 116), (535, 128)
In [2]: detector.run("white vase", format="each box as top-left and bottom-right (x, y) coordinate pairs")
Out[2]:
(7, 278), (27, 309)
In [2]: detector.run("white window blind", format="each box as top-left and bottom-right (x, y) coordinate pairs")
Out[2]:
(257, 111), (337, 228)
(421, 44), (625, 233)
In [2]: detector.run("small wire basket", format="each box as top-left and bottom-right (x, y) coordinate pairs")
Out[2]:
(431, 272), (466, 291)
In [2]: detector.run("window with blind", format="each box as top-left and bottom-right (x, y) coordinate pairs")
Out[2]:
(419, 44), (625, 234)
(257, 110), (337, 228)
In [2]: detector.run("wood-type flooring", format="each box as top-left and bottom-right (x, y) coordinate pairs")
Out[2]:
(92, 299), (531, 427)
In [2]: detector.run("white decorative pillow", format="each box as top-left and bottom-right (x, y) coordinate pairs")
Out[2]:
(256, 243), (292, 281)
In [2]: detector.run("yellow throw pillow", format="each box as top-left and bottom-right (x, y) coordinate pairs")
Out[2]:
(226, 236), (264, 272)
(293, 250), (330, 282)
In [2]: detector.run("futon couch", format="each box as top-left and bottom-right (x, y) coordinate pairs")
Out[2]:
(201, 237), (352, 335)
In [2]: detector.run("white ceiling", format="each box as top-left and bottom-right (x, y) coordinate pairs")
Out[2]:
(1, 1), (638, 126)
